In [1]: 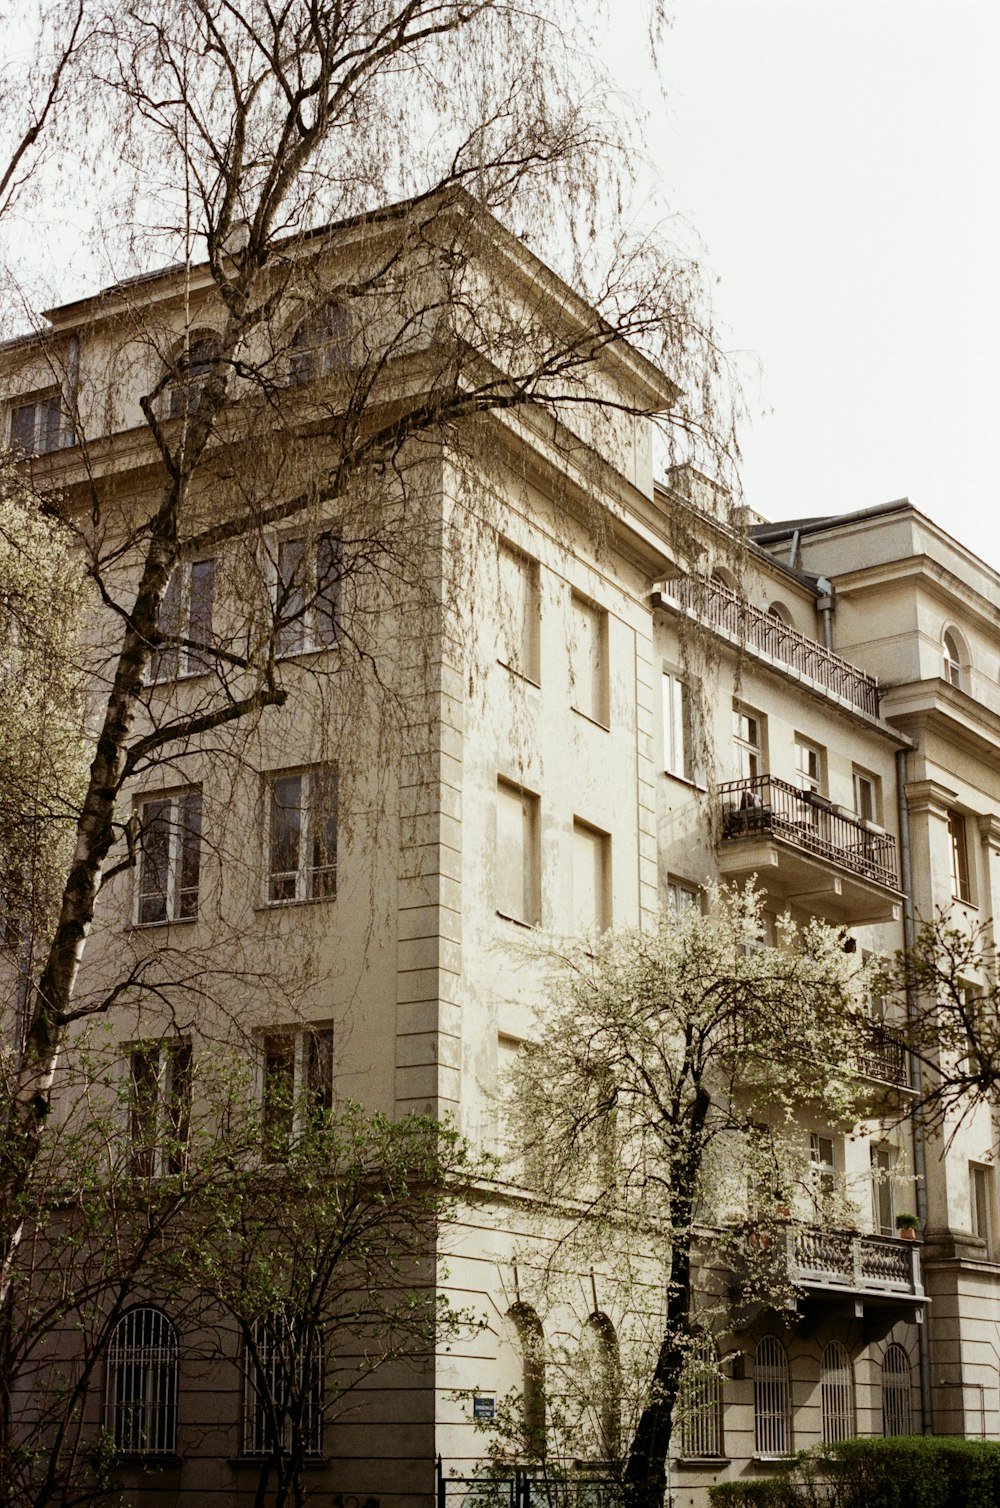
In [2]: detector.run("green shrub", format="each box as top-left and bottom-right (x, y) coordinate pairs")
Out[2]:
(708, 1480), (804, 1508)
(827, 1436), (1000, 1508)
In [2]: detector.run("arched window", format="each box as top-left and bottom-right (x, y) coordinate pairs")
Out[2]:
(943, 629), (965, 689)
(679, 1333), (724, 1460)
(582, 1312), (620, 1458)
(767, 602), (792, 625)
(754, 1335), (791, 1457)
(289, 304), (350, 384)
(882, 1343), (913, 1436)
(106, 1305), (179, 1456)
(167, 332), (222, 419)
(821, 1340), (856, 1444)
(244, 1310), (324, 1457)
(499, 1303), (545, 1450)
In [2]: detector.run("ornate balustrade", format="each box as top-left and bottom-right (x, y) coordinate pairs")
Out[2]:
(789, 1227), (921, 1298)
(718, 774), (900, 891)
(658, 576), (881, 718)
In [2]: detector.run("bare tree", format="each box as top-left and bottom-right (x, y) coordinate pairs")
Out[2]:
(0, 0), (737, 1303)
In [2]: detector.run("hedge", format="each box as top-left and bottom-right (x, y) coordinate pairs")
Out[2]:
(708, 1438), (1000, 1508)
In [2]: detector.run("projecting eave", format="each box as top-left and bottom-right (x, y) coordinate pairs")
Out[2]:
(881, 679), (1000, 770)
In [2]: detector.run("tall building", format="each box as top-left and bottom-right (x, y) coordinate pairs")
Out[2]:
(2, 213), (994, 1504)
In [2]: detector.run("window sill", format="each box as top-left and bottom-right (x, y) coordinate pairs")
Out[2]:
(676, 1458), (730, 1469)
(275, 643), (338, 663)
(114, 1454), (182, 1469)
(132, 916), (198, 930)
(662, 770), (706, 793)
(496, 910), (537, 930)
(752, 1455), (795, 1466)
(497, 659), (540, 689)
(229, 1456), (327, 1469)
(571, 705), (610, 732)
(256, 894), (336, 912)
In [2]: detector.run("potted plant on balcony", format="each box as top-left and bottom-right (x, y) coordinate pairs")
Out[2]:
(895, 1212), (920, 1240)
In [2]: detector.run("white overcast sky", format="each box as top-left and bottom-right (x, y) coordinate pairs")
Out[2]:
(605, 0), (1000, 565)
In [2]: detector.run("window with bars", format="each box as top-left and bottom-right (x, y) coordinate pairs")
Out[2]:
(820, 1340), (856, 1444)
(266, 768), (337, 903)
(136, 790), (202, 924)
(881, 1344), (912, 1436)
(244, 1311), (324, 1458)
(106, 1306), (179, 1456)
(678, 1334), (724, 1460)
(754, 1335), (791, 1457)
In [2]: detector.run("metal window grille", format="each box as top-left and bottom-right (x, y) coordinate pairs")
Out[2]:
(754, 1336), (790, 1457)
(821, 1341), (856, 1444)
(244, 1313), (324, 1457)
(679, 1335), (724, 1459)
(882, 1344), (912, 1436)
(106, 1306), (179, 1455)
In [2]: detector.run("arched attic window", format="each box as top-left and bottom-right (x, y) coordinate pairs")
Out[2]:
(167, 331), (222, 419)
(767, 601), (793, 625)
(288, 303), (351, 385)
(105, 1305), (179, 1456)
(942, 627), (966, 689)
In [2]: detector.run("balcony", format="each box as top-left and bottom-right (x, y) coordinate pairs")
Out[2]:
(789, 1226), (924, 1308)
(856, 1021), (910, 1088)
(717, 775), (903, 925)
(656, 576), (881, 719)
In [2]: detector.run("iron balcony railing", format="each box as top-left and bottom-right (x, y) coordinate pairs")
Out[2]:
(719, 774), (900, 891)
(856, 1021), (909, 1087)
(660, 576), (881, 718)
(789, 1226), (922, 1299)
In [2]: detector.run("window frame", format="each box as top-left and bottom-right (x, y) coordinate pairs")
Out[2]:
(753, 1335), (791, 1459)
(947, 809), (973, 903)
(273, 530), (342, 657)
(9, 389), (66, 456)
(853, 766), (881, 825)
(733, 704), (766, 781)
(495, 778), (540, 927)
(570, 591), (610, 727)
(571, 817), (611, 935)
(243, 1310), (324, 1459)
(881, 1344), (913, 1436)
(126, 1037), (193, 1178)
(871, 1144), (896, 1237)
(135, 788), (203, 926)
(265, 766), (338, 906)
(666, 878), (701, 916)
(106, 1305), (180, 1457)
(970, 1161), (995, 1257)
(166, 331), (222, 420)
(809, 1131), (837, 1216)
(663, 667), (696, 782)
(149, 558), (217, 682)
(496, 541), (541, 685)
(820, 1340), (856, 1445)
(793, 734), (825, 796)
(288, 303), (351, 385)
(942, 628), (965, 689)
(260, 1024), (334, 1154)
(678, 1333), (725, 1461)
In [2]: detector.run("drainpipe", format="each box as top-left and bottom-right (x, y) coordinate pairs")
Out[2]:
(896, 744), (934, 1433)
(816, 577), (834, 650)
(65, 332), (80, 445)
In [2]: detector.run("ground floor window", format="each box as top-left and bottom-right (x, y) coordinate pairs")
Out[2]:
(106, 1306), (179, 1455)
(821, 1340), (856, 1443)
(679, 1333), (724, 1458)
(754, 1335), (791, 1457)
(882, 1343), (913, 1436)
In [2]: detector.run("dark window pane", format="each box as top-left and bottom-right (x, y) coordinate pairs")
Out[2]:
(186, 559), (215, 671)
(263, 1034), (295, 1151)
(166, 1040), (192, 1174)
(138, 800), (171, 923)
(269, 776), (302, 901)
(310, 769), (337, 899)
(307, 1029), (333, 1119)
(10, 402), (36, 455)
(38, 394), (62, 453)
(276, 538), (306, 655)
(178, 791), (202, 918)
(129, 1047), (159, 1177)
(315, 533), (342, 647)
(150, 572), (182, 683)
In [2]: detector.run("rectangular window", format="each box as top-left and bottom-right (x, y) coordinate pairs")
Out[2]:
(266, 767), (337, 903)
(733, 706), (765, 781)
(572, 819), (610, 934)
(871, 1145), (896, 1236)
(275, 532), (342, 656)
(262, 1026), (334, 1154)
(497, 542), (540, 683)
(150, 559), (217, 681)
(971, 1163), (994, 1255)
(663, 670), (695, 781)
(570, 593), (609, 725)
(853, 768), (881, 825)
(136, 789), (202, 924)
(495, 778), (540, 926)
(948, 810), (972, 902)
(128, 1038), (192, 1177)
(667, 879), (700, 915)
(9, 391), (64, 456)
(794, 736), (824, 795)
(810, 1132), (837, 1214)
